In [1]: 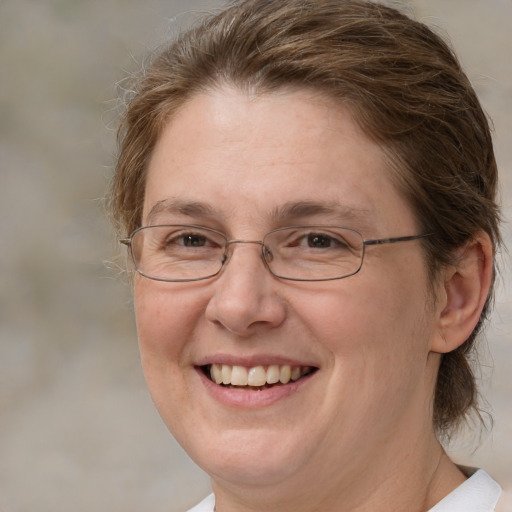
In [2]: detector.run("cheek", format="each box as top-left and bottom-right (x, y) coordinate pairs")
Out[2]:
(307, 280), (434, 433)
(133, 280), (208, 431)
(302, 269), (432, 377)
(133, 279), (205, 364)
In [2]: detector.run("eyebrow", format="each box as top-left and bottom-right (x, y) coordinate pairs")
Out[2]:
(146, 198), (215, 224)
(270, 200), (371, 223)
(145, 198), (371, 225)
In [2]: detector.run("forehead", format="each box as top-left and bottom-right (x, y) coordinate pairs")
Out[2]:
(143, 87), (416, 235)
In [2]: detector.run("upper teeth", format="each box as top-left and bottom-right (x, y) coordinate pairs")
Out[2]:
(209, 364), (312, 387)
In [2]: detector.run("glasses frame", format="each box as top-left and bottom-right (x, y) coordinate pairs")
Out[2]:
(120, 224), (434, 283)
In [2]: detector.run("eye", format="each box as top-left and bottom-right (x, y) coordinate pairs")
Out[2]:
(179, 233), (208, 247)
(160, 228), (224, 250)
(306, 233), (336, 248)
(292, 231), (350, 250)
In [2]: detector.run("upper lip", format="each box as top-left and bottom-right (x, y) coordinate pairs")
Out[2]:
(194, 353), (319, 368)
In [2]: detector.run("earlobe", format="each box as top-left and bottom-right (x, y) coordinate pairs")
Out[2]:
(431, 232), (494, 354)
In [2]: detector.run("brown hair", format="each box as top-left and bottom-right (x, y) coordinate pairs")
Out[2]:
(109, 0), (501, 435)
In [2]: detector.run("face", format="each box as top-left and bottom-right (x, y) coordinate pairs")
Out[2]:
(135, 87), (442, 494)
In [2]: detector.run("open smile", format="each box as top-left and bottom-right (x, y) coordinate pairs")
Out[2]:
(201, 364), (318, 389)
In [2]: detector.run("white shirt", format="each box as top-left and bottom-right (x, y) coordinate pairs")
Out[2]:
(185, 469), (502, 512)
(429, 469), (502, 512)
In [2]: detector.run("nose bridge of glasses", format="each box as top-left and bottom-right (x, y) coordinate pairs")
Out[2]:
(222, 239), (268, 264)
(226, 239), (265, 247)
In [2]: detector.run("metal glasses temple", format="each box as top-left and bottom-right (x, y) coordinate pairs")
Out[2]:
(363, 233), (434, 246)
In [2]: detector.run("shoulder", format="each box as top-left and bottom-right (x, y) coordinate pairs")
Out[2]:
(428, 469), (502, 512)
(185, 493), (215, 512)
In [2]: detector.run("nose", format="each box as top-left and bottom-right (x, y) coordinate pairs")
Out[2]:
(204, 241), (286, 337)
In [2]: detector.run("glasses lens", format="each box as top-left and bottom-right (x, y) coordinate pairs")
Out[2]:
(131, 225), (226, 281)
(263, 226), (364, 280)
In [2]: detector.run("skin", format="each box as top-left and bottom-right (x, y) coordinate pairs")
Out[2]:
(134, 87), (492, 511)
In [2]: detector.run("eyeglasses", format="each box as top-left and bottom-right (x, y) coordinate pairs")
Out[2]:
(120, 225), (433, 282)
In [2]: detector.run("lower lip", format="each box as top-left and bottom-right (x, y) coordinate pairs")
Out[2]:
(196, 368), (316, 408)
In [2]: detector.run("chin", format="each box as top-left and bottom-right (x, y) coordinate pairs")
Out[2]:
(178, 425), (310, 487)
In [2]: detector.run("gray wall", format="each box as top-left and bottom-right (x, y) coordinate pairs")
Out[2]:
(0, 1), (510, 511)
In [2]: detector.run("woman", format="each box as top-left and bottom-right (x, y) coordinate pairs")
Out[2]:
(109, 0), (503, 510)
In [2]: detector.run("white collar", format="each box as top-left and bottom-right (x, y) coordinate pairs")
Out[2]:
(428, 469), (502, 512)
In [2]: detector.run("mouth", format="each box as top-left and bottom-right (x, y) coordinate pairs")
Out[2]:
(201, 364), (318, 390)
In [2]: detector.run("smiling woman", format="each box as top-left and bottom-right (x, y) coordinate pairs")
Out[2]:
(108, 1), (503, 511)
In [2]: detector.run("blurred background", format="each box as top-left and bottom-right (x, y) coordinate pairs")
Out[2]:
(0, 1), (510, 511)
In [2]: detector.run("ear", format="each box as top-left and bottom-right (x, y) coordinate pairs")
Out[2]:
(431, 231), (494, 354)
